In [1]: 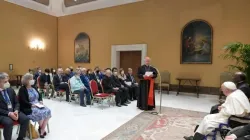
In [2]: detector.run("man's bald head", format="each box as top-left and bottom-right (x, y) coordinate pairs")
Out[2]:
(144, 57), (151, 65)
(233, 72), (246, 84)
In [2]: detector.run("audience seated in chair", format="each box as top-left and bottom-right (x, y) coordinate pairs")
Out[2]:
(111, 68), (130, 106)
(19, 73), (51, 138)
(86, 69), (93, 80)
(39, 68), (55, 98)
(80, 68), (91, 94)
(90, 66), (103, 92)
(226, 124), (250, 140)
(184, 81), (250, 140)
(210, 72), (250, 114)
(64, 68), (71, 82)
(69, 66), (75, 78)
(69, 68), (91, 107)
(102, 69), (127, 107)
(53, 68), (70, 102)
(125, 68), (139, 100)
(0, 72), (29, 140)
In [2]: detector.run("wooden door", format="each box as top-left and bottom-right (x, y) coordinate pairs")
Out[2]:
(120, 51), (141, 81)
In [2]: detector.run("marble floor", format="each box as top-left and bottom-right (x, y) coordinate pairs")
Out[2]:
(11, 91), (218, 140)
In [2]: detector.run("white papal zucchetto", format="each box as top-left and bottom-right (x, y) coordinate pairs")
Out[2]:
(223, 81), (237, 90)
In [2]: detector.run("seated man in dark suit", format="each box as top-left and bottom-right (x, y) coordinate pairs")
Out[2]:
(53, 68), (70, 102)
(80, 68), (91, 94)
(90, 66), (103, 92)
(0, 72), (29, 140)
(64, 68), (71, 82)
(226, 124), (250, 140)
(111, 67), (130, 105)
(210, 72), (250, 114)
(39, 68), (55, 98)
(126, 68), (139, 100)
(102, 69), (126, 107)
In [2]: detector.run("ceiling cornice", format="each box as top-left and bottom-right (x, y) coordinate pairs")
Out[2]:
(4, 0), (144, 17)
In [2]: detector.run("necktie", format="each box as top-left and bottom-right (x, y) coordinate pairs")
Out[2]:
(59, 75), (62, 82)
(131, 75), (134, 82)
(2, 90), (10, 104)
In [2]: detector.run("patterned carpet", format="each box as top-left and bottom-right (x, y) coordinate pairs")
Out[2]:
(102, 107), (207, 140)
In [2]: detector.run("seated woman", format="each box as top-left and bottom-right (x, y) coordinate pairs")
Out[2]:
(19, 73), (52, 138)
(118, 68), (133, 101)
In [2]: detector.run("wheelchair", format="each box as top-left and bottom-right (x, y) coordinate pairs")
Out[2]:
(204, 115), (250, 140)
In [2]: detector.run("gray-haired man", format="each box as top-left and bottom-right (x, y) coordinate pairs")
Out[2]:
(0, 73), (29, 140)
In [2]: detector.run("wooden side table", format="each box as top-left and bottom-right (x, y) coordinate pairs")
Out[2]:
(176, 77), (201, 98)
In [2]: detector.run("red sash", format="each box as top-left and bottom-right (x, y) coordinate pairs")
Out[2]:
(144, 77), (154, 106)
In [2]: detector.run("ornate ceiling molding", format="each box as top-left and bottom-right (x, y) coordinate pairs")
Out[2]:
(4, 0), (144, 17)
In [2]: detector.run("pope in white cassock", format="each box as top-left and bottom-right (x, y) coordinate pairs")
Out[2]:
(184, 81), (250, 140)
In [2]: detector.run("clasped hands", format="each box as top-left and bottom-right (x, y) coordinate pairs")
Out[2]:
(8, 110), (18, 121)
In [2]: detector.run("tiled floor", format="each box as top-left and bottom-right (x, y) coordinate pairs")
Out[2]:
(11, 90), (218, 140)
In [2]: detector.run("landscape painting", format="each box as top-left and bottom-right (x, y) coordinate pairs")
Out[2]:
(181, 20), (213, 64)
(74, 33), (90, 63)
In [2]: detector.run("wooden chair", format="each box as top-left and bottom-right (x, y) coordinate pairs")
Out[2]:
(219, 72), (233, 99)
(160, 70), (171, 94)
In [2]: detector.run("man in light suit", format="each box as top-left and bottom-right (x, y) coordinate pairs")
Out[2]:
(0, 73), (29, 140)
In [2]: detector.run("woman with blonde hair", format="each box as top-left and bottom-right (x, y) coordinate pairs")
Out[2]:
(18, 73), (51, 138)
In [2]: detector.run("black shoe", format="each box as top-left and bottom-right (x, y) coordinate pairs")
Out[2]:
(80, 104), (86, 107)
(121, 103), (128, 106)
(66, 100), (71, 102)
(38, 127), (47, 136)
(87, 102), (91, 105)
(183, 136), (193, 140)
(116, 104), (121, 107)
(40, 134), (45, 138)
(16, 138), (24, 140)
(126, 101), (131, 104)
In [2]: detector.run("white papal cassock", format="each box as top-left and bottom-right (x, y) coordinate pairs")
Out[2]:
(196, 89), (250, 135)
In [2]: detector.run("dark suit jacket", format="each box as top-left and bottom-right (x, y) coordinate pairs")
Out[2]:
(90, 72), (101, 82)
(18, 86), (42, 115)
(102, 76), (114, 92)
(39, 73), (51, 88)
(111, 75), (122, 88)
(237, 82), (250, 99)
(137, 65), (158, 79)
(0, 88), (19, 116)
(53, 74), (66, 90)
(63, 74), (70, 82)
(233, 124), (250, 140)
(126, 74), (137, 84)
(80, 74), (91, 91)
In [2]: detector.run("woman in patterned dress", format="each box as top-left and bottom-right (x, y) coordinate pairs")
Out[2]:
(19, 73), (52, 138)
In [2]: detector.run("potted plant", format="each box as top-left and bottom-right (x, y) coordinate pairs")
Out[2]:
(221, 42), (250, 82)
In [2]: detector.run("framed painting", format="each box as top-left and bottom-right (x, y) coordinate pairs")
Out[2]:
(181, 19), (213, 64)
(74, 32), (90, 63)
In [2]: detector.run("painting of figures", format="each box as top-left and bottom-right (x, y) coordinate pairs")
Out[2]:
(74, 33), (90, 63)
(181, 20), (213, 64)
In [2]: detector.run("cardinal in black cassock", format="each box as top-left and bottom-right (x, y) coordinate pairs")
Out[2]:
(137, 57), (158, 110)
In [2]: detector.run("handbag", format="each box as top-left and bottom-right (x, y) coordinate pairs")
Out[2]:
(28, 123), (39, 139)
